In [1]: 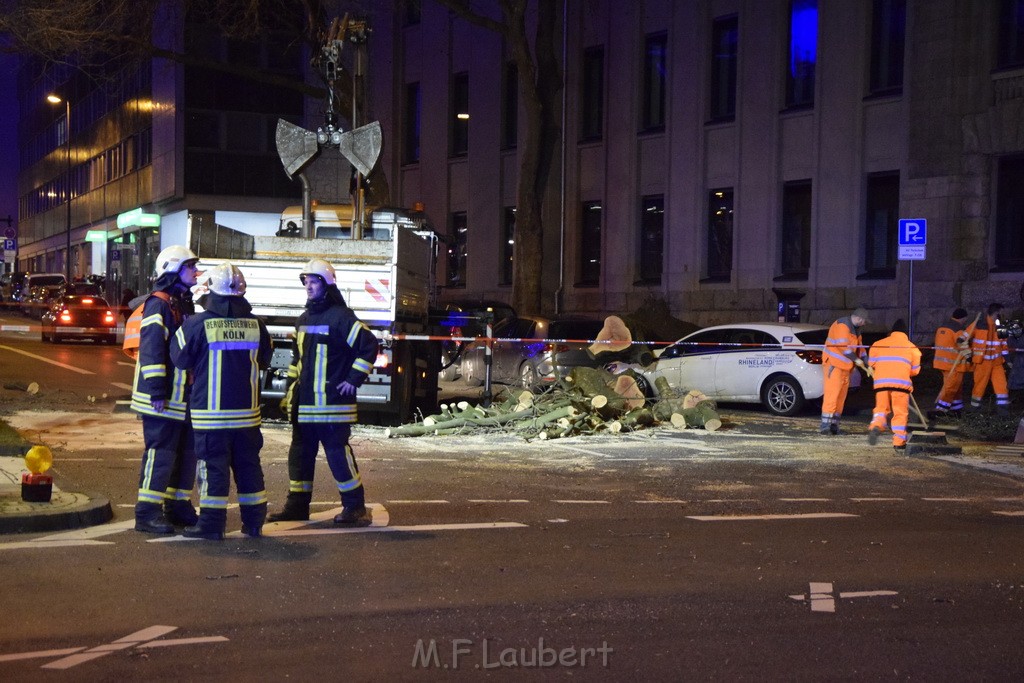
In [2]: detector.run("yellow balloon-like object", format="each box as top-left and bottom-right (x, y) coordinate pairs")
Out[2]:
(25, 445), (53, 475)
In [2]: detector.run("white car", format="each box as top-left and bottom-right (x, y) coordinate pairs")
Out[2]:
(642, 322), (828, 416)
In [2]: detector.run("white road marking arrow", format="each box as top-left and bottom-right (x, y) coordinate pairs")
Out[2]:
(789, 582), (898, 613)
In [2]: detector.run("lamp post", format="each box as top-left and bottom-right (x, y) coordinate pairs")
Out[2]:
(47, 94), (72, 280)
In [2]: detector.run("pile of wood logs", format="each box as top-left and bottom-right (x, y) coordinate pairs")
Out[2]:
(385, 366), (722, 439)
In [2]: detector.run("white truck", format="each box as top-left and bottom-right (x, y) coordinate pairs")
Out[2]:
(196, 207), (440, 425)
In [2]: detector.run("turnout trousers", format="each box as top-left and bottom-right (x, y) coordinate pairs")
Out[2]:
(136, 415), (196, 510)
(193, 428), (268, 532)
(288, 423), (365, 507)
(870, 390), (910, 447)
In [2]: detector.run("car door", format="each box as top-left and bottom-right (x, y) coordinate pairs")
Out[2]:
(494, 318), (536, 383)
(651, 329), (726, 396)
(713, 329), (781, 400)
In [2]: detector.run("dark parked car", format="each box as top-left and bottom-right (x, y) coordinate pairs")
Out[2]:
(461, 315), (605, 390)
(435, 300), (517, 382)
(20, 273), (67, 317)
(41, 294), (119, 344)
(0, 271), (28, 311)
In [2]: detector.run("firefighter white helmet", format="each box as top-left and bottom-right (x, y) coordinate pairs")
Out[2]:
(205, 262), (247, 296)
(300, 259), (336, 286)
(155, 245), (198, 276)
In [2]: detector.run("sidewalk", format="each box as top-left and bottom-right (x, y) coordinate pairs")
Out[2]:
(0, 422), (112, 534)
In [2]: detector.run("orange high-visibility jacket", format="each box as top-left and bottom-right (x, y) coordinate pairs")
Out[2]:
(869, 331), (922, 391)
(971, 314), (1008, 365)
(933, 317), (972, 371)
(824, 317), (864, 370)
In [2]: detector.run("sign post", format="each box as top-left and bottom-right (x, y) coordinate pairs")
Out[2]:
(897, 219), (927, 337)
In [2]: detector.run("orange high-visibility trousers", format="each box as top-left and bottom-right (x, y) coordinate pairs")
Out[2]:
(935, 370), (968, 411)
(869, 390), (910, 446)
(971, 361), (1009, 408)
(821, 364), (852, 422)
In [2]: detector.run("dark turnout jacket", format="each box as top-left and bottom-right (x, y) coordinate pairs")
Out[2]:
(170, 293), (272, 430)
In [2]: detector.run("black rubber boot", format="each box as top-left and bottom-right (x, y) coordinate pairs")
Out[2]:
(164, 500), (199, 527)
(267, 492), (311, 522)
(334, 505), (370, 525)
(183, 509), (226, 541)
(240, 502), (267, 538)
(135, 502), (174, 534)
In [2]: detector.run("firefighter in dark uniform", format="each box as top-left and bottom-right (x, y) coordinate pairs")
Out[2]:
(170, 262), (273, 540)
(131, 245), (200, 534)
(268, 259), (379, 525)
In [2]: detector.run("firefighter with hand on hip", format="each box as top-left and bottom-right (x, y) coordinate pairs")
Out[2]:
(170, 263), (273, 540)
(969, 302), (1011, 414)
(931, 307), (974, 418)
(131, 245), (201, 534)
(867, 319), (922, 452)
(820, 307), (870, 435)
(268, 259), (379, 526)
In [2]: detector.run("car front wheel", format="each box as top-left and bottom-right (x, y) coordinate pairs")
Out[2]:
(518, 362), (537, 391)
(761, 374), (805, 416)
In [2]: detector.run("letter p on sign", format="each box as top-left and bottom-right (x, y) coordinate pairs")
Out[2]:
(898, 218), (927, 245)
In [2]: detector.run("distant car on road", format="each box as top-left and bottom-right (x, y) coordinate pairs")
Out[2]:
(20, 273), (67, 317)
(435, 300), (517, 382)
(461, 315), (605, 391)
(643, 322), (828, 416)
(40, 294), (119, 344)
(0, 271), (28, 311)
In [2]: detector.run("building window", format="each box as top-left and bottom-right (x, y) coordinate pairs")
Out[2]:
(404, 0), (421, 26)
(786, 0), (817, 108)
(579, 201), (602, 286)
(451, 72), (469, 157)
(710, 16), (738, 121)
(780, 180), (812, 279)
(447, 212), (468, 287)
(403, 82), (421, 164)
(995, 155), (1024, 269)
(869, 0), (906, 94)
(863, 172), (899, 277)
(641, 33), (667, 132)
(581, 46), (604, 141)
(501, 207), (516, 285)
(707, 188), (734, 280)
(998, 0), (1024, 69)
(638, 195), (664, 283)
(502, 62), (518, 149)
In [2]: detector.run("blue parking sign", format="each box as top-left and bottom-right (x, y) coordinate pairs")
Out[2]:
(898, 219), (927, 246)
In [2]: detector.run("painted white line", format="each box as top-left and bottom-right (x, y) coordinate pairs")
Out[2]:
(137, 637), (230, 648)
(687, 513), (858, 522)
(55, 458), (103, 462)
(547, 519), (569, 523)
(705, 498), (760, 503)
(386, 499), (449, 504)
(850, 497), (903, 502)
(265, 521), (527, 536)
(109, 382), (132, 390)
(634, 499), (687, 504)
(550, 444), (616, 458)
(994, 497), (1024, 502)
(409, 458), (458, 462)
(117, 361), (135, 367)
(993, 511), (1024, 517)
(43, 625), (179, 669)
(0, 540), (116, 551)
(468, 499), (530, 503)
(839, 590), (899, 599)
(779, 498), (831, 502)
(0, 647), (87, 663)
(0, 344), (95, 374)
(0, 325), (31, 333)
(35, 519), (135, 541)
(604, 458), (644, 461)
(809, 581), (836, 613)
(553, 499), (610, 504)
(921, 497), (974, 502)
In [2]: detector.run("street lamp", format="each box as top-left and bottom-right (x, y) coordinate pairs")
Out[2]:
(47, 94), (72, 280)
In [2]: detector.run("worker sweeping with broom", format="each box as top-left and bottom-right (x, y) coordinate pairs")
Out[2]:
(867, 319), (922, 452)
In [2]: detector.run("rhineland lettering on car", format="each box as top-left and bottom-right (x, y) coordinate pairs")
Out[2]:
(738, 355), (793, 368)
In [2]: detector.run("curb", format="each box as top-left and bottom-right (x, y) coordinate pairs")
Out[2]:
(0, 494), (113, 534)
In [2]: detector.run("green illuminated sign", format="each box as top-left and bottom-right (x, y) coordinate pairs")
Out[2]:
(85, 230), (107, 242)
(116, 208), (161, 230)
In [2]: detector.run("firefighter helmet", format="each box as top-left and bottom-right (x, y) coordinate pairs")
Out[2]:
(205, 262), (247, 296)
(155, 245), (198, 276)
(299, 258), (336, 286)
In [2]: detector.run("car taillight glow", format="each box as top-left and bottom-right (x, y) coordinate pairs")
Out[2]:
(59, 310), (72, 323)
(104, 311), (115, 323)
(374, 353), (389, 368)
(795, 349), (822, 364)
(82, 298), (94, 304)
(544, 343), (569, 355)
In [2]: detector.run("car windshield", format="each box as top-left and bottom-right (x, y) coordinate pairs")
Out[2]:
(795, 329), (827, 347)
(30, 275), (66, 287)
